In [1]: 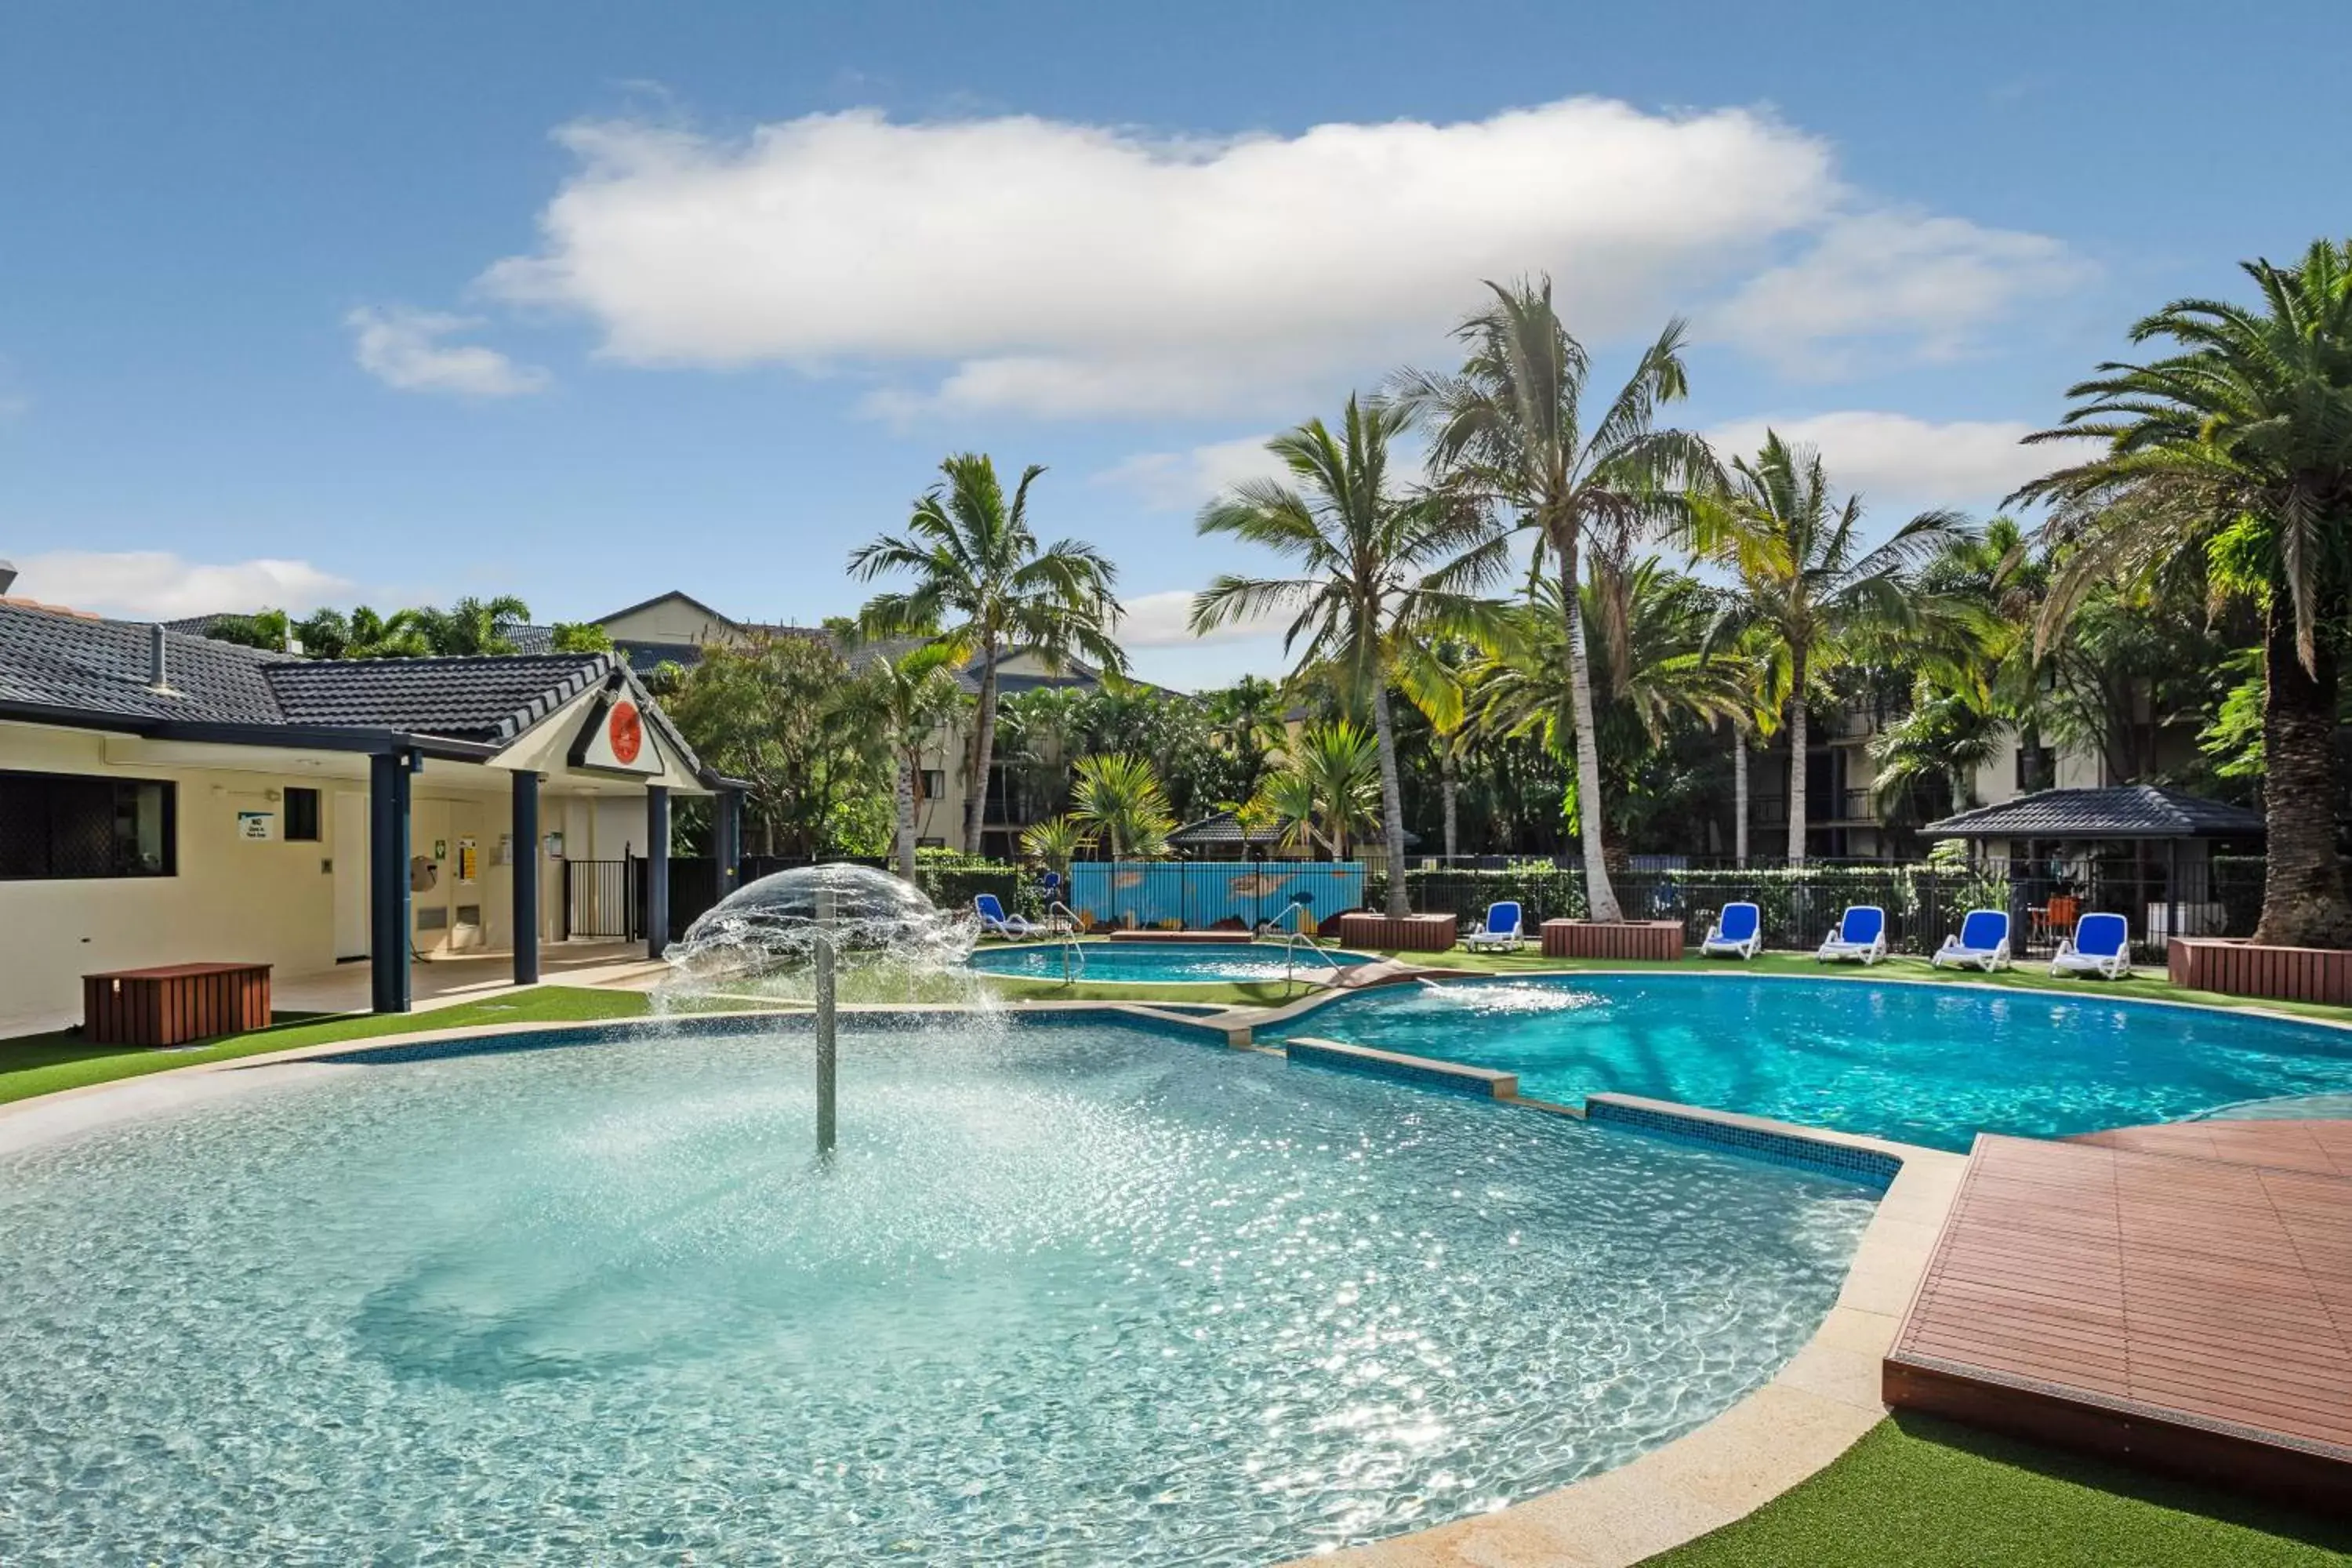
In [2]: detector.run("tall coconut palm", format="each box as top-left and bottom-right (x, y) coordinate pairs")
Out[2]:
(1069, 752), (1174, 859)
(873, 644), (968, 882)
(1690, 434), (1968, 865)
(851, 454), (1125, 854)
(2013, 239), (2352, 946)
(1191, 394), (1508, 916)
(1395, 279), (1714, 920)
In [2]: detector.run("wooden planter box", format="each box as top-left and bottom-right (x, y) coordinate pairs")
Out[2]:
(82, 962), (272, 1047)
(1334, 912), (1460, 953)
(2169, 938), (2352, 1006)
(1541, 919), (1685, 961)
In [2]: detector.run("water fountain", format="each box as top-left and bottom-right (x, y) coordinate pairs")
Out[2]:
(662, 863), (980, 1152)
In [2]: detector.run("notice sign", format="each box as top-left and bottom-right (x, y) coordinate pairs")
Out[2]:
(457, 837), (478, 883)
(574, 691), (663, 775)
(237, 811), (275, 841)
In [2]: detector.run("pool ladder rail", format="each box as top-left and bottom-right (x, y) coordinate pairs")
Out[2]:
(1044, 901), (1086, 985)
(1256, 899), (1345, 989)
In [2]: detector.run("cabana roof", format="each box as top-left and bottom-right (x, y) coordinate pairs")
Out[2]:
(1923, 784), (2263, 841)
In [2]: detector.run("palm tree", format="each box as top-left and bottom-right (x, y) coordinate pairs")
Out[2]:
(1069, 753), (1174, 859)
(1018, 815), (1087, 886)
(1470, 562), (1749, 853)
(873, 644), (969, 882)
(851, 454), (1125, 854)
(1247, 720), (1383, 858)
(2013, 239), (2352, 947)
(1689, 434), (1968, 865)
(414, 595), (532, 655)
(1395, 278), (1714, 920)
(1191, 395), (1508, 915)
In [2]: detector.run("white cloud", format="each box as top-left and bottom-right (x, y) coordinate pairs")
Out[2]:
(1702, 410), (2100, 511)
(1093, 434), (1284, 511)
(1116, 586), (1287, 648)
(347, 306), (550, 397)
(10, 551), (355, 619)
(481, 99), (2078, 416)
(1713, 212), (2090, 375)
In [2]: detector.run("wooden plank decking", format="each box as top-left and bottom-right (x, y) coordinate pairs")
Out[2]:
(1884, 1123), (2352, 1514)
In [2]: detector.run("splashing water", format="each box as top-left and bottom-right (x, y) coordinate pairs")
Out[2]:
(658, 863), (987, 1009)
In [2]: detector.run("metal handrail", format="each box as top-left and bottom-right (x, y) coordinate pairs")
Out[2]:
(1255, 899), (1344, 988)
(1044, 900), (1086, 985)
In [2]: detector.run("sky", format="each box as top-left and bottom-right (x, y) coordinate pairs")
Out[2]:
(2, 1), (2347, 688)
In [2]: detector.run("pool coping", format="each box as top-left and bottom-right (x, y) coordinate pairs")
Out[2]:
(1223, 960), (2352, 1040)
(0, 1004), (1992, 1566)
(967, 938), (1381, 987)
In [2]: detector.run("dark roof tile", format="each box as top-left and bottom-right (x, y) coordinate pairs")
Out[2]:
(1924, 785), (2264, 840)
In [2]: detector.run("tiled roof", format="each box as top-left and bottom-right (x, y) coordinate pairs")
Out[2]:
(1924, 785), (2265, 840)
(0, 601), (291, 724)
(1168, 809), (1283, 846)
(0, 602), (705, 774)
(265, 655), (612, 743)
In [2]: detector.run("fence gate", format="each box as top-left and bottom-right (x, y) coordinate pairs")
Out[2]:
(563, 858), (639, 941)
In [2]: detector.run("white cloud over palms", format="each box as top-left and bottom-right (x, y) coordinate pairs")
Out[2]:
(483, 99), (2082, 417)
(1701, 411), (2100, 512)
(13, 551), (354, 618)
(347, 307), (549, 397)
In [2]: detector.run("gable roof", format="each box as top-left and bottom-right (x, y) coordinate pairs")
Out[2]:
(592, 590), (741, 630)
(0, 601), (707, 776)
(1923, 785), (2265, 840)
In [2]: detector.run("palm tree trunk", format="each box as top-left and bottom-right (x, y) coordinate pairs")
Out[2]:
(1559, 551), (1623, 920)
(2253, 595), (2352, 946)
(964, 645), (998, 856)
(1441, 746), (1459, 863)
(1785, 645), (1809, 868)
(895, 753), (918, 884)
(1732, 722), (1749, 869)
(1370, 681), (1412, 916)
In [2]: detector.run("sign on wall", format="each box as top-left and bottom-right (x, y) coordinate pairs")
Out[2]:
(573, 689), (664, 775)
(236, 811), (276, 841)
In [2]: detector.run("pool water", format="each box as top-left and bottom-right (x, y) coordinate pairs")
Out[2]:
(1291, 975), (2352, 1152)
(969, 939), (1372, 983)
(0, 1017), (1871, 1565)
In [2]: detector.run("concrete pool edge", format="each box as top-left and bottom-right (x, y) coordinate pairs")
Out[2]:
(0, 1003), (1965, 1567)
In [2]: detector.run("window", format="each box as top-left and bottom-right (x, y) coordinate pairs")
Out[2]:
(918, 769), (945, 802)
(0, 770), (176, 880)
(2016, 746), (2056, 793)
(284, 786), (321, 841)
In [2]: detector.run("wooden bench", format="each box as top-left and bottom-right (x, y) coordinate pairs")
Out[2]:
(82, 962), (273, 1047)
(1541, 919), (1684, 960)
(1334, 913), (1460, 953)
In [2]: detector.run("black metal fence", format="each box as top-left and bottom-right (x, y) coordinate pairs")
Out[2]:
(562, 858), (638, 941)
(1388, 855), (2267, 957)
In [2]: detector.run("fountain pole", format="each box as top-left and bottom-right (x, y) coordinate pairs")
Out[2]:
(815, 881), (838, 1154)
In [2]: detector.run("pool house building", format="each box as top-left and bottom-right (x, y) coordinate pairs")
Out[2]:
(0, 599), (746, 1032)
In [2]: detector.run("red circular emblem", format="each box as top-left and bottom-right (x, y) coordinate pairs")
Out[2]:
(608, 702), (644, 764)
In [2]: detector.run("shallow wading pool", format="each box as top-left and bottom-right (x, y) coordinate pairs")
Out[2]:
(1287, 973), (2352, 1152)
(0, 1015), (1872, 1564)
(967, 939), (1374, 984)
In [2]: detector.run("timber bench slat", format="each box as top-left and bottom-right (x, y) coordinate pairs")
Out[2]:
(82, 961), (272, 1047)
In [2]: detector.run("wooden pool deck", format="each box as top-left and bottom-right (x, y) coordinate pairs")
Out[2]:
(1884, 1120), (2352, 1514)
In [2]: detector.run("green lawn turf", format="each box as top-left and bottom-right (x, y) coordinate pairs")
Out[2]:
(0, 985), (680, 1107)
(1642, 1413), (2352, 1566)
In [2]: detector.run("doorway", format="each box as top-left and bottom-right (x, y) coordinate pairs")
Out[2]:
(332, 791), (369, 960)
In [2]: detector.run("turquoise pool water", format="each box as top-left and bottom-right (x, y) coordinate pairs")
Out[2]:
(969, 939), (1372, 983)
(0, 1017), (1871, 1564)
(1290, 975), (2352, 1152)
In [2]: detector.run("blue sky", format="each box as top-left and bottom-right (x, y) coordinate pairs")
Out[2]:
(3, 1), (2347, 688)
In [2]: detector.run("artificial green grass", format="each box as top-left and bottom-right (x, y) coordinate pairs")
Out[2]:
(0, 985), (665, 1107)
(1643, 1413), (2352, 1566)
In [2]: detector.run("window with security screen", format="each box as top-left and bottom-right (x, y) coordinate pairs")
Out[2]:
(0, 771), (176, 880)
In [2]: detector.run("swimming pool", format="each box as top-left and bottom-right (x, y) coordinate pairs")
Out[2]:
(969, 938), (1373, 983)
(0, 1014), (1871, 1563)
(1287, 974), (2352, 1152)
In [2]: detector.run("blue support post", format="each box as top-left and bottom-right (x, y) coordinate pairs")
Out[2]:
(512, 770), (540, 986)
(645, 785), (670, 959)
(368, 749), (413, 1013)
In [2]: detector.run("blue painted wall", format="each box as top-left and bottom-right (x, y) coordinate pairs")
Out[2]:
(1069, 861), (1365, 932)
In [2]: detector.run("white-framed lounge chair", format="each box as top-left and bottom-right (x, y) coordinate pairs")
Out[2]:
(1932, 908), (2012, 971)
(1463, 901), (1526, 953)
(2051, 910), (2132, 980)
(973, 893), (1036, 939)
(1700, 901), (1762, 960)
(1816, 906), (1888, 965)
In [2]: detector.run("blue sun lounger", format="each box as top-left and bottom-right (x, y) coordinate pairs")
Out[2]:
(1701, 901), (1762, 960)
(1932, 908), (2012, 971)
(2051, 910), (2132, 979)
(974, 893), (1036, 939)
(1816, 906), (1887, 965)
